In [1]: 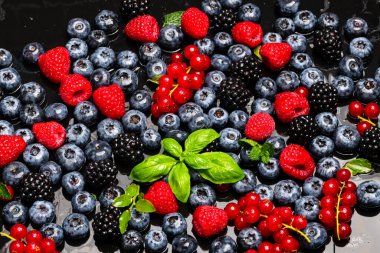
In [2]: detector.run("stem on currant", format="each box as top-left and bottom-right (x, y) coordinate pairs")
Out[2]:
(186, 67), (191, 74)
(147, 79), (159, 84)
(335, 182), (345, 241)
(357, 116), (376, 127)
(169, 84), (179, 97)
(0, 232), (16, 241)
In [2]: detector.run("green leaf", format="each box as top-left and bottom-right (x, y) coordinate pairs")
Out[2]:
(238, 138), (259, 148)
(147, 75), (162, 84)
(344, 158), (373, 176)
(184, 129), (220, 154)
(130, 154), (178, 182)
(198, 152), (245, 184)
(138, 192), (144, 200)
(0, 183), (11, 200)
(260, 153), (271, 164)
(125, 183), (140, 198)
(254, 45), (262, 61)
(113, 194), (133, 208)
(183, 153), (212, 170)
(162, 138), (183, 158)
(119, 210), (131, 234)
(135, 199), (156, 213)
(249, 146), (262, 161)
(163, 11), (185, 27)
(261, 143), (274, 157)
(168, 162), (191, 203)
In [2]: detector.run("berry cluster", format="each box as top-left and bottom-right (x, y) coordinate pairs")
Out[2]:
(348, 100), (380, 135)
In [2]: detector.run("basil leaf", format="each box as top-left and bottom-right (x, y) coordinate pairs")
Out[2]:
(344, 158), (373, 176)
(183, 153), (211, 170)
(238, 138), (259, 148)
(135, 199), (156, 213)
(119, 210), (131, 234)
(163, 11), (184, 27)
(130, 154), (177, 182)
(125, 183), (140, 198)
(198, 152), (245, 184)
(261, 143), (274, 157)
(169, 162), (191, 203)
(0, 183), (11, 200)
(138, 192), (144, 200)
(249, 146), (262, 161)
(184, 129), (220, 154)
(162, 138), (183, 158)
(113, 194), (133, 208)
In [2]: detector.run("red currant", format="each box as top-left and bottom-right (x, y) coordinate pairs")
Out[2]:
(238, 196), (247, 210)
(272, 243), (283, 253)
(336, 169), (351, 182)
(258, 220), (273, 237)
(319, 208), (336, 224)
(167, 63), (187, 79)
(291, 215), (307, 230)
(321, 196), (338, 209)
(272, 207), (293, 223)
(294, 86), (309, 98)
(322, 178), (341, 196)
(357, 121), (372, 136)
(245, 250), (258, 253)
(184, 45), (200, 59)
(235, 213), (250, 230)
(189, 69), (205, 80)
(25, 242), (41, 253)
(170, 53), (184, 63)
(344, 181), (357, 192)
(189, 73), (204, 90)
(364, 102), (380, 119)
(348, 101), (364, 117)
(244, 192), (261, 207)
(157, 96), (177, 113)
(334, 222), (352, 240)
(324, 220), (336, 230)
(40, 238), (56, 253)
(243, 206), (261, 224)
(9, 240), (25, 253)
(224, 203), (240, 220)
(338, 206), (353, 222)
(158, 75), (174, 87)
(281, 236), (299, 252)
(26, 230), (43, 243)
(171, 87), (193, 105)
(258, 242), (273, 253)
(259, 200), (274, 215)
(340, 191), (357, 207)
(266, 214), (283, 232)
(151, 103), (162, 118)
(178, 73), (192, 89)
(10, 224), (28, 241)
(153, 85), (171, 101)
(273, 228), (289, 243)
(189, 54), (211, 71)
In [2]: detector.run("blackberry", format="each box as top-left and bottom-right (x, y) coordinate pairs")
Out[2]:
(112, 133), (144, 165)
(229, 55), (263, 84)
(314, 27), (343, 63)
(93, 205), (121, 241)
(359, 128), (380, 163)
(309, 82), (338, 113)
(121, 0), (150, 20)
(218, 77), (252, 112)
(287, 116), (318, 145)
(212, 9), (238, 32)
(19, 172), (54, 205)
(201, 139), (221, 153)
(83, 159), (118, 189)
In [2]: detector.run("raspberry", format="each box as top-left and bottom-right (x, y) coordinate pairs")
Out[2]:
(38, 46), (70, 84)
(93, 84), (126, 119)
(181, 7), (209, 39)
(0, 135), (26, 168)
(260, 42), (292, 71)
(32, 121), (66, 150)
(59, 74), (92, 106)
(124, 15), (159, 43)
(274, 91), (310, 123)
(232, 21), (263, 48)
(279, 144), (315, 180)
(144, 181), (178, 215)
(245, 112), (275, 141)
(193, 205), (228, 237)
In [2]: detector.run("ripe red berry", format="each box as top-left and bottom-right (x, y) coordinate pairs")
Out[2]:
(189, 54), (210, 71)
(266, 214), (283, 232)
(10, 224), (28, 241)
(357, 121), (372, 136)
(153, 85), (171, 101)
(235, 213), (250, 230)
(40, 238), (56, 253)
(319, 208), (336, 224)
(238, 196), (248, 210)
(167, 63), (187, 79)
(178, 73), (192, 89)
(224, 203), (240, 220)
(157, 96), (177, 113)
(258, 242), (273, 253)
(340, 191), (357, 207)
(348, 101), (364, 117)
(272, 207), (293, 223)
(259, 200), (274, 215)
(258, 220), (273, 237)
(336, 169), (351, 182)
(151, 103), (162, 118)
(244, 192), (261, 207)
(281, 236), (300, 252)
(272, 243), (283, 253)
(26, 230), (43, 243)
(171, 86), (193, 105)
(25, 241), (42, 253)
(188, 69), (205, 79)
(158, 75), (174, 87)
(335, 222), (352, 240)
(344, 181), (357, 192)
(184, 45), (200, 59)
(9, 240), (25, 253)
(364, 102), (380, 119)
(338, 205), (353, 222)
(321, 196), (338, 209)
(294, 86), (309, 98)
(322, 178), (341, 196)
(170, 53), (184, 63)
(189, 73), (204, 90)
(273, 228), (289, 243)
(291, 215), (308, 230)
(243, 206), (261, 224)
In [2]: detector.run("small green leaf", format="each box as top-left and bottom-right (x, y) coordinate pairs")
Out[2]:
(113, 194), (133, 208)
(254, 45), (262, 61)
(130, 154), (178, 182)
(344, 158), (373, 176)
(249, 146), (262, 161)
(119, 210), (131, 234)
(125, 183), (140, 198)
(183, 153), (211, 170)
(0, 183), (11, 200)
(184, 129), (220, 154)
(138, 192), (144, 200)
(260, 153), (270, 164)
(163, 11), (185, 27)
(261, 143), (274, 157)
(163, 138), (183, 158)
(168, 162), (191, 203)
(238, 138), (259, 148)
(135, 199), (156, 213)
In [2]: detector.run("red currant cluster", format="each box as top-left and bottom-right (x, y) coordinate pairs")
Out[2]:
(319, 169), (357, 240)
(348, 101), (380, 135)
(151, 45), (211, 118)
(5, 224), (57, 253)
(224, 193), (309, 253)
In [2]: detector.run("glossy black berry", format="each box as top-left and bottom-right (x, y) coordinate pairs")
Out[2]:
(83, 159), (118, 189)
(92, 205), (121, 241)
(288, 115), (318, 146)
(112, 133), (144, 165)
(314, 27), (343, 64)
(19, 172), (54, 206)
(121, 0), (150, 20)
(217, 77), (252, 112)
(229, 55), (263, 84)
(212, 9), (238, 32)
(359, 128), (380, 163)
(309, 82), (338, 113)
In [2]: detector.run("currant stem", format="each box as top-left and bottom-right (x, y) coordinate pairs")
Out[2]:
(357, 116), (376, 127)
(0, 232), (16, 241)
(335, 182), (346, 241)
(186, 67), (191, 74)
(147, 79), (159, 84)
(169, 84), (179, 97)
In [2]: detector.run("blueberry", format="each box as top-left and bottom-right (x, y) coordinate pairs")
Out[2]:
(144, 230), (168, 253)
(295, 196), (320, 221)
(357, 180), (380, 209)
(2, 162), (30, 187)
(309, 135), (335, 158)
(239, 146), (254, 166)
(194, 87), (216, 111)
(221, 0), (242, 9)
(228, 44), (252, 62)
(22, 42), (44, 64)
(262, 32), (282, 44)
(162, 212), (187, 238)
(117, 50), (138, 69)
(374, 67), (380, 84)
(99, 186), (124, 208)
(316, 157), (340, 179)
(213, 32), (233, 51)
(62, 213), (90, 240)
(95, 10), (119, 34)
(276, 71), (300, 91)
(97, 118), (124, 142)
(67, 18), (91, 39)
(300, 67), (325, 88)
(20, 103), (44, 126)
(211, 54), (231, 72)
(0, 67), (21, 93)
(219, 128), (241, 152)
(139, 43), (162, 63)
(232, 169), (257, 195)
(258, 157), (280, 180)
(146, 59), (167, 79)
(112, 68), (139, 94)
(85, 140), (112, 162)
(349, 37), (373, 61)
(65, 38), (88, 60)
(0, 120), (14, 135)
(130, 89), (151, 112)
(66, 123), (91, 148)
(0, 96), (22, 119)
(301, 222), (328, 249)
(172, 234), (198, 253)
(251, 98), (274, 114)
(228, 110), (248, 132)
(122, 109), (147, 133)
(333, 125), (361, 153)
(44, 103), (68, 121)
(210, 235), (237, 253)
(274, 17), (295, 37)
(339, 55), (363, 80)
(275, 0), (300, 17)
(208, 107), (229, 129)
(2, 201), (28, 226)
(237, 227), (262, 250)
(71, 191), (96, 214)
(91, 47), (116, 69)
(87, 30), (109, 49)
(265, 136), (286, 157)
(73, 101), (98, 126)
(62, 171), (85, 195)
(205, 70), (226, 91)
(121, 230), (144, 253)
(195, 38), (215, 55)
(344, 17), (368, 38)
(290, 53), (314, 71)
(302, 176), (323, 198)
(178, 102), (203, 124)
(56, 144), (86, 172)
(254, 184), (274, 201)
(285, 34), (307, 53)
(188, 113), (212, 132)
(90, 68), (110, 89)
(39, 161), (62, 185)
(0, 48), (12, 67)
(274, 179), (301, 205)
(293, 10), (317, 33)
(201, 0), (222, 16)
(331, 75), (355, 100)
(23, 143), (49, 169)
(29, 200), (55, 226)
(318, 12), (339, 29)
(20, 82), (46, 104)
(356, 78), (380, 102)
(140, 128), (161, 150)
(72, 58), (94, 78)
(189, 183), (217, 209)
(165, 130), (189, 144)
(158, 113), (181, 133)
(238, 3), (261, 22)
(315, 112), (338, 136)
(15, 129), (33, 145)
(129, 207), (151, 232)
(40, 223), (65, 246)
(254, 77), (277, 100)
